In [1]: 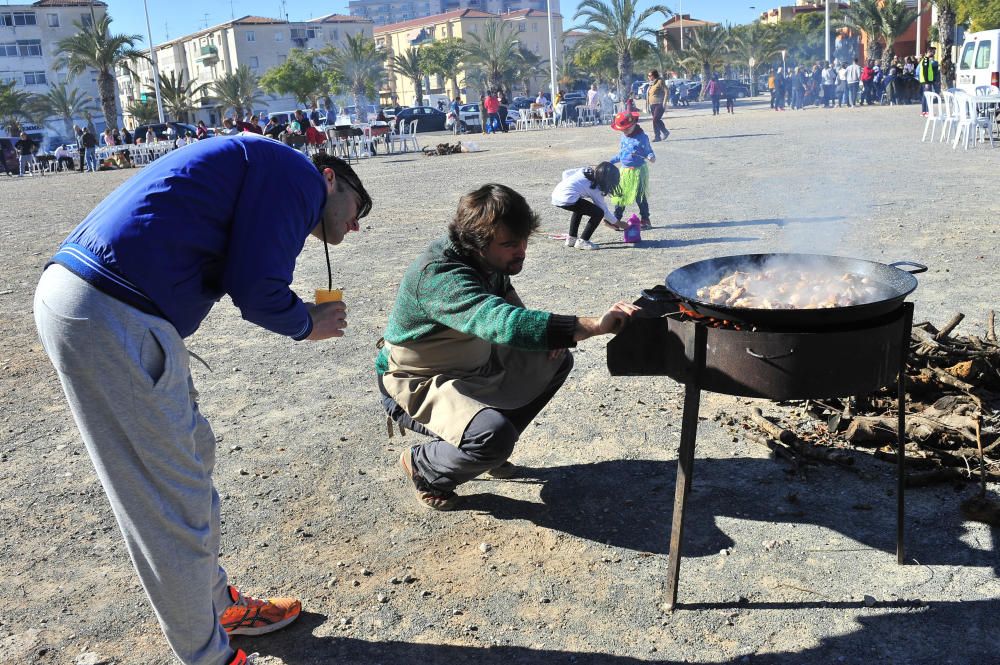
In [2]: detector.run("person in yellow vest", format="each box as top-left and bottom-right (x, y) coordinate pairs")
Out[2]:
(919, 46), (939, 116)
(768, 69), (777, 110)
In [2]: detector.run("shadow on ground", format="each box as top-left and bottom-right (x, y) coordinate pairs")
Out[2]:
(659, 216), (846, 230)
(600, 236), (760, 250)
(245, 598), (1000, 664)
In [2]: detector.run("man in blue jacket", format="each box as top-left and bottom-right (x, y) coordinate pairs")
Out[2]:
(33, 135), (372, 665)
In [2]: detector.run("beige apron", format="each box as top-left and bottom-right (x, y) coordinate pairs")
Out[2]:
(382, 327), (561, 446)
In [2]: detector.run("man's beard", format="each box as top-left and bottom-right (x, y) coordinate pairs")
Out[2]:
(503, 259), (524, 275)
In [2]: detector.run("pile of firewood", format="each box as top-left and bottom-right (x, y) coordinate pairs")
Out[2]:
(736, 312), (999, 493)
(422, 142), (464, 156)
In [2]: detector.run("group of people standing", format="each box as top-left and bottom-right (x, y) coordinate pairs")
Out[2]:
(767, 47), (939, 112)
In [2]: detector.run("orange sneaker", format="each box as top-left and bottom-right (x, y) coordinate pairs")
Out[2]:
(228, 649), (259, 665)
(221, 585), (301, 636)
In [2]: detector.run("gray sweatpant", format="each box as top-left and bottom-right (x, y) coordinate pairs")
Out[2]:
(34, 265), (234, 665)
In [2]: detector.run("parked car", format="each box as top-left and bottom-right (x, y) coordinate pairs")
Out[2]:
(720, 79), (751, 98)
(339, 105), (380, 124)
(0, 137), (18, 174)
(131, 122), (198, 143)
(458, 104), (518, 131)
(391, 106), (448, 132)
(956, 29), (1000, 94)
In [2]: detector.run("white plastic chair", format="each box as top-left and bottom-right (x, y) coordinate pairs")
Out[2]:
(939, 90), (960, 143)
(975, 85), (1000, 96)
(390, 120), (419, 152)
(921, 91), (944, 142)
(952, 93), (996, 150)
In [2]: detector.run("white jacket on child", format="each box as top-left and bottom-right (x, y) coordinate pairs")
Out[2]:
(551, 168), (615, 221)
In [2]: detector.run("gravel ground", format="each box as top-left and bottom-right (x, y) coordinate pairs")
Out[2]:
(2, 97), (999, 665)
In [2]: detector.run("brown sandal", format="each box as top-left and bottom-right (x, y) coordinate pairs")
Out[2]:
(399, 448), (457, 511)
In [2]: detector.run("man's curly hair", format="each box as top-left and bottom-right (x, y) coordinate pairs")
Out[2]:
(448, 184), (540, 256)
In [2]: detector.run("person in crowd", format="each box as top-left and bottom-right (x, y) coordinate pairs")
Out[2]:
(918, 46), (939, 115)
(196, 120), (209, 140)
(53, 143), (75, 171)
(552, 162), (622, 250)
(810, 62), (823, 106)
(293, 109), (311, 132)
(377, 183), (639, 510)
(836, 62), (848, 107)
(102, 128), (115, 147)
(34, 139), (372, 665)
(792, 67), (807, 110)
(774, 69), (787, 111)
(111, 128), (123, 145)
(586, 82), (600, 114)
(669, 79), (680, 108)
(706, 74), (723, 115)
(15, 132), (37, 176)
(81, 127), (99, 172)
(846, 58), (862, 108)
(121, 126), (133, 144)
(646, 70), (668, 141)
(165, 123), (177, 143)
(309, 106), (321, 126)
(263, 116), (284, 139)
(483, 91), (502, 134)
(535, 90), (547, 107)
(221, 118), (240, 136)
(860, 59), (875, 105)
(74, 125), (86, 172)
(822, 61), (837, 108)
(448, 95), (462, 135)
(478, 94), (489, 135)
(497, 90), (510, 133)
(885, 59), (901, 105)
(553, 90), (566, 125)
(768, 69), (778, 110)
(608, 111), (655, 230)
(145, 126), (157, 144)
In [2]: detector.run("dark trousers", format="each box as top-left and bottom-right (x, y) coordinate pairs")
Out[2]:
(711, 97), (721, 115)
(498, 105), (509, 132)
(823, 84), (835, 106)
(380, 354), (573, 492)
(77, 145), (85, 171)
(614, 194), (650, 223)
(650, 103), (668, 140)
(725, 97), (734, 113)
(559, 198), (603, 241)
(57, 156), (74, 171)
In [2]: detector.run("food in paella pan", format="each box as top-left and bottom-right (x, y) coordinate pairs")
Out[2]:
(695, 269), (893, 310)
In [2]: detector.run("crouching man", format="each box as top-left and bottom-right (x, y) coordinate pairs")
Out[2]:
(376, 183), (638, 510)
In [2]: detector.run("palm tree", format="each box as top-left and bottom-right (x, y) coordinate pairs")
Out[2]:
(515, 46), (550, 96)
(208, 65), (265, 120)
(463, 20), (521, 93)
(930, 0), (959, 87)
(730, 22), (779, 95)
(325, 33), (384, 123)
(573, 0), (672, 96)
(878, 0), (918, 70)
(421, 37), (465, 99)
(124, 99), (159, 125)
(843, 0), (883, 63)
(0, 80), (38, 135)
(681, 25), (731, 98)
(392, 48), (426, 107)
(56, 14), (145, 130)
(153, 70), (208, 123)
(32, 82), (96, 139)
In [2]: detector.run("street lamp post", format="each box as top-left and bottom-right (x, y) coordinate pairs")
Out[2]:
(824, 0), (831, 63)
(142, 0), (165, 123)
(915, 0), (922, 56)
(679, 0), (683, 51)
(546, 0), (557, 99)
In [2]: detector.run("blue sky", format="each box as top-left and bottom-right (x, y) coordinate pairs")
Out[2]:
(109, 0), (762, 47)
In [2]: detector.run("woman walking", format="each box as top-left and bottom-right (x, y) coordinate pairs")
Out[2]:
(646, 70), (669, 141)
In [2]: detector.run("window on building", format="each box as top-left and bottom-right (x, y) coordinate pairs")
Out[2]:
(248, 56), (259, 68)
(278, 54), (286, 62)
(81, 13), (93, 27)
(1, 11), (37, 26)
(0, 43), (16, 57)
(246, 30), (256, 41)
(47, 13), (59, 27)
(17, 40), (43, 57)
(330, 28), (339, 41)
(275, 31), (284, 41)
(518, 23), (526, 32)
(532, 23), (537, 32)
(24, 71), (46, 85)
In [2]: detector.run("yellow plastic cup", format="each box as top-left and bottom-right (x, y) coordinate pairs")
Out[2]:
(314, 288), (343, 303)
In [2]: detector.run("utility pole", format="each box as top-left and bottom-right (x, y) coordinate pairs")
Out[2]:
(546, 0), (557, 99)
(824, 0), (831, 62)
(679, 0), (683, 51)
(915, 0), (922, 56)
(143, 0), (165, 123)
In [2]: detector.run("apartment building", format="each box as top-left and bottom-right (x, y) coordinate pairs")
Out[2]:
(1, 1), (109, 135)
(758, 1), (849, 25)
(351, 0), (558, 28)
(375, 8), (562, 105)
(116, 14), (372, 127)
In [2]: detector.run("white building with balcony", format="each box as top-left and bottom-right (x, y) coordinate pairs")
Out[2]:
(1, 0), (111, 140)
(116, 14), (373, 128)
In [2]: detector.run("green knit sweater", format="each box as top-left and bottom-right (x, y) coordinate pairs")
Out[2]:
(375, 237), (576, 374)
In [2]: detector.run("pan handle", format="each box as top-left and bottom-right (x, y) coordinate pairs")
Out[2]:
(888, 261), (928, 275)
(746, 347), (794, 360)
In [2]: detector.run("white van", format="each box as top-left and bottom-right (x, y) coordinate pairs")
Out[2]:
(956, 29), (1000, 94)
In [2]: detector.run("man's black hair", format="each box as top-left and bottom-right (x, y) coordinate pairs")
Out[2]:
(311, 153), (372, 215)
